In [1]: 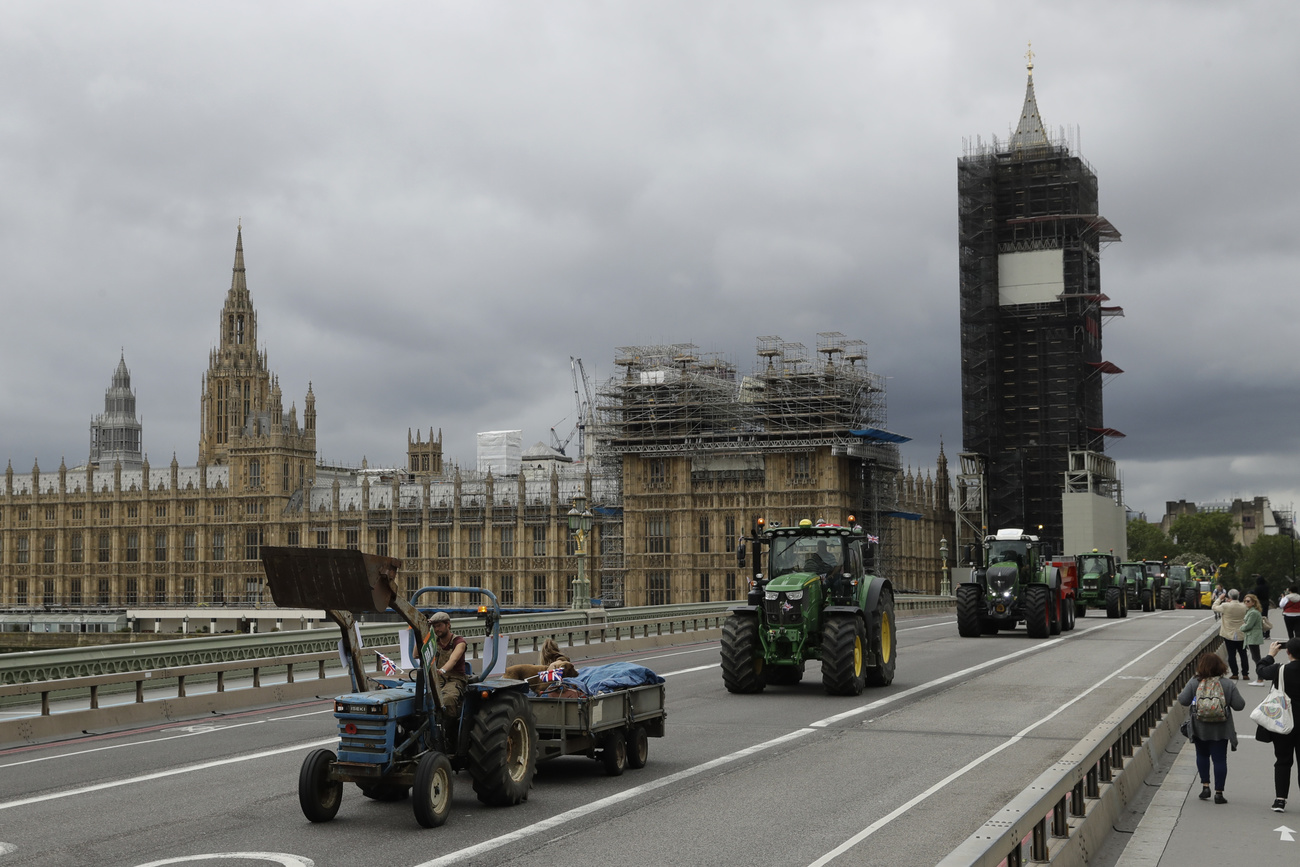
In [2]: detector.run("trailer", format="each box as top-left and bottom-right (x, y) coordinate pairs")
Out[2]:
(530, 681), (667, 775)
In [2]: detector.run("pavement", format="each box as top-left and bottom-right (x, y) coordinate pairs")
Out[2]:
(1116, 680), (1299, 865)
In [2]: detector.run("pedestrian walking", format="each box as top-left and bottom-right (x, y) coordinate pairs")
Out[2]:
(1179, 652), (1246, 803)
(1280, 585), (1300, 639)
(1257, 637), (1300, 813)
(1243, 594), (1267, 685)
(1213, 589), (1250, 680)
(1254, 573), (1273, 639)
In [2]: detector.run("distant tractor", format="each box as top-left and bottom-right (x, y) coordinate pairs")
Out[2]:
(1167, 565), (1197, 608)
(1074, 550), (1129, 618)
(1144, 560), (1177, 609)
(1117, 562), (1153, 612)
(720, 517), (896, 696)
(957, 528), (1075, 639)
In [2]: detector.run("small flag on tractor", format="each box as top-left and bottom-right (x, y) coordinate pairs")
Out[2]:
(867, 534), (879, 544)
(538, 668), (565, 683)
(376, 651), (400, 676)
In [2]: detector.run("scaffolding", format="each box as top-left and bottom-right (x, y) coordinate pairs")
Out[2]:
(957, 122), (1121, 556)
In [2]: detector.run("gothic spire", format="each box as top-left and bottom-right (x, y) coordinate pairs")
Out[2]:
(229, 220), (248, 300)
(1009, 44), (1049, 152)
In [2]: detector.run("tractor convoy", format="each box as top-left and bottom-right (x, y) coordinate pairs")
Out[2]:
(955, 528), (1076, 638)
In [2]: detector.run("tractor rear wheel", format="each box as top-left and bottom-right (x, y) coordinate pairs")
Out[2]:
(720, 615), (767, 693)
(1024, 584), (1052, 638)
(821, 615), (866, 695)
(865, 588), (896, 687)
(412, 751), (453, 828)
(956, 584), (984, 638)
(1142, 590), (1154, 612)
(298, 749), (343, 823)
(1159, 587), (1172, 610)
(467, 691), (537, 806)
(1105, 587), (1122, 619)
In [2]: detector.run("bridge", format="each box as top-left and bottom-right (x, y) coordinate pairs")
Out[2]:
(0, 603), (1285, 866)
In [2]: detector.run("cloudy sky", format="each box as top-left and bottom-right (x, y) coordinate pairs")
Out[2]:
(1, 1), (1296, 522)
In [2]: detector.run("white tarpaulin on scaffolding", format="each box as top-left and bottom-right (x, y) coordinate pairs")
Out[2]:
(477, 430), (523, 475)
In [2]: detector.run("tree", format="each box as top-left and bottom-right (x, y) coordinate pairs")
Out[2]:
(1169, 512), (1241, 580)
(1127, 519), (1178, 561)
(1235, 534), (1297, 604)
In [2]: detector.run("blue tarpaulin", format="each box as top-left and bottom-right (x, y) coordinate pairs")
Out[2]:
(850, 427), (912, 444)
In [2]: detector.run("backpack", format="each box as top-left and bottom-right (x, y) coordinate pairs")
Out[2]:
(1195, 677), (1228, 723)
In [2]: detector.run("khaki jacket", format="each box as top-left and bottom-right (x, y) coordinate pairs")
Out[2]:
(1212, 598), (1247, 640)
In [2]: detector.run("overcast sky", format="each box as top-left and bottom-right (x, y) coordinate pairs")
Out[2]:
(1, 1), (1297, 522)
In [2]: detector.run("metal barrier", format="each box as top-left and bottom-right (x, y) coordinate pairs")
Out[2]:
(0, 595), (953, 747)
(936, 624), (1221, 866)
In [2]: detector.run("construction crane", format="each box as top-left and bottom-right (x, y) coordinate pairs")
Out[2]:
(571, 357), (595, 462)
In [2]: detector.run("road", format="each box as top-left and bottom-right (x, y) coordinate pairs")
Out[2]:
(0, 608), (1217, 867)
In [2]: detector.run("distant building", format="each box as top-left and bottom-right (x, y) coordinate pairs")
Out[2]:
(956, 52), (1124, 557)
(1162, 498), (1283, 547)
(0, 230), (955, 620)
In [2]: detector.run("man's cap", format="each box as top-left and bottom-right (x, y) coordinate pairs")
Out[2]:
(430, 611), (451, 624)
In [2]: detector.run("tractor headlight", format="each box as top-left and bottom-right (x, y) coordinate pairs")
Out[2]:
(1003, 591), (1012, 598)
(786, 590), (804, 601)
(765, 591), (779, 600)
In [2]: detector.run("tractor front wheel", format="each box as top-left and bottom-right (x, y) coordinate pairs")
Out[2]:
(1184, 588), (1200, 609)
(412, 751), (453, 828)
(1105, 586), (1122, 619)
(956, 584), (984, 638)
(865, 588), (896, 687)
(1159, 587), (1173, 610)
(720, 615), (767, 693)
(821, 615), (866, 696)
(298, 749), (343, 823)
(1024, 584), (1052, 638)
(1142, 590), (1154, 612)
(467, 691), (537, 807)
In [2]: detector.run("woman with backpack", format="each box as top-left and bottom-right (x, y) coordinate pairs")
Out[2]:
(1179, 652), (1246, 803)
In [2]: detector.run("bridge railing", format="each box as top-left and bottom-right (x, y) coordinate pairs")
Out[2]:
(936, 623), (1220, 866)
(0, 596), (954, 746)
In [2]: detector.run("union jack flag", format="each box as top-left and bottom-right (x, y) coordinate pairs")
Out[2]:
(867, 534), (879, 544)
(376, 651), (400, 676)
(538, 667), (565, 683)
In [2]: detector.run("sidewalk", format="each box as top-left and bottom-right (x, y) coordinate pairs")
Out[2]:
(1118, 698), (1298, 865)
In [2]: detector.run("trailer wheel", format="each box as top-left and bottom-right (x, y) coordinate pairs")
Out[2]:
(822, 615), (866, 695)
(600, 729), (628, 777)
(1142, 590), (1154, 612)
(359, 782), (410, 801)
(1024, 584), (1052, 638)
(298, 749), (342, 823)
(1105, 586), (1122, 619)
(865, 588), (896, 687)
(627, 726), (650, 769)
(956, 584), (984, 638)
(412, 751), (453, 828)
(720, 614), (767, 693)
(467, 691), (538, 807)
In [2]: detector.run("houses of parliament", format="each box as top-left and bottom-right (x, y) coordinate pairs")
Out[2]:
(0, 228), (953, 622)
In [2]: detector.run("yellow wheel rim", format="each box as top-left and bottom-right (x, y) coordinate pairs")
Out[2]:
(880, 612), (892, 664)
(853, 635), (863, 676)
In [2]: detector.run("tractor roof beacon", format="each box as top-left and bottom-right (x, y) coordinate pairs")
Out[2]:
(720, 516), (896, 696)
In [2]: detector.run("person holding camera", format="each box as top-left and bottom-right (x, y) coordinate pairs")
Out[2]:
(1257, 637), (1300, 813)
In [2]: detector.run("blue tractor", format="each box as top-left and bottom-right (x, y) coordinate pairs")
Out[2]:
(260, 546), (537, 828)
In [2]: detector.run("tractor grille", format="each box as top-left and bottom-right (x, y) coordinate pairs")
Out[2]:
(338, 718), (391, 759)
(765, 594), (803, 625)
(986, 566), (1017, 595)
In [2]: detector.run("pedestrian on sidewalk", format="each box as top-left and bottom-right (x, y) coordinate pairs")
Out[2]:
(1254, 574), (1274, 639)
(1179, 652), (1246, 804)
(1280, 585), (1300, 639)
(1256, 637), (1300, 813)
(1243, 594), (1267, 685)
(1213, 589), (1249, 680)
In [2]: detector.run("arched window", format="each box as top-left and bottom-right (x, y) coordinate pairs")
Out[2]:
(249, 459), (261, 489)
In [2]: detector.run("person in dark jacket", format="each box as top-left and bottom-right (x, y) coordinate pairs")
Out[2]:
(1258, 637), (1300, 813)
(1254, 574), (1274, 638)
(1178, 652), (1246, 803)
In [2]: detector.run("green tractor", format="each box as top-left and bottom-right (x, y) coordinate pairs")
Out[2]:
(1074, 550), (1129, 618)
(1144, 559), (1178, 609)
(1118, 561), (1153, 612)
(1167, 565), (1195, 608)
(956, 528), (1072, 638)
(720, 517), (896, 696)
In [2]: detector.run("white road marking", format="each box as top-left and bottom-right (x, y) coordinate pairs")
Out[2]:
(0, 842), (16, 857)
(660, 664), (718, 677)
(0, 738), (336, 811)
(134, 855), (315, 867)
(805, 618), (1212, 866)
(410, 728), (818, 867)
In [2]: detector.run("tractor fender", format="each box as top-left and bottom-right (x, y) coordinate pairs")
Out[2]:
(863, 576), (893, 615)
(727, 605), (762, 617)
(1043, 565), (1061, 593)
(823, 605), (865, 621)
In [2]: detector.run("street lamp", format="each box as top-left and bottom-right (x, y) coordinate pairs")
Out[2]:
(568, 494), (594, 610)
(940, 537), (950, 597)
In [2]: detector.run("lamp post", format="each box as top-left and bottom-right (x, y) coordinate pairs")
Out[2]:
(568, 494), (594, 609)
(940, 537), (950, 597)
